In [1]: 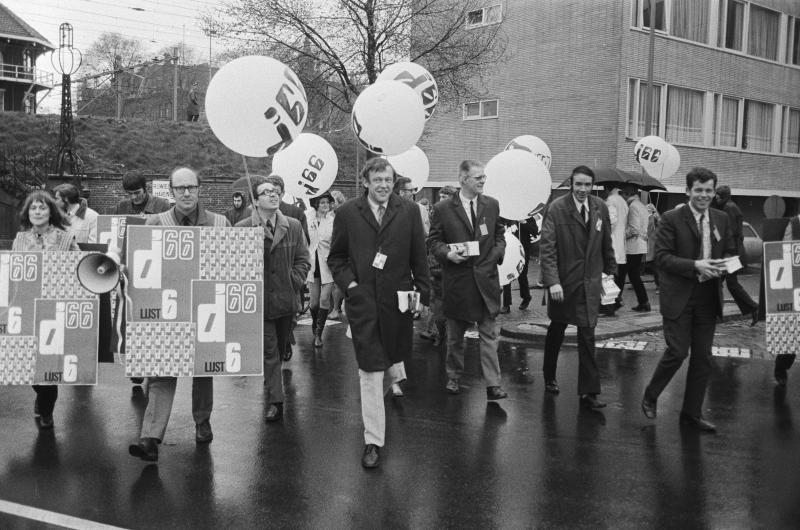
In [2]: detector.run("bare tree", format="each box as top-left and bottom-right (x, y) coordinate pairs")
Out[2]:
(202, 0), (506, 125)
(82, 32), (146, 75)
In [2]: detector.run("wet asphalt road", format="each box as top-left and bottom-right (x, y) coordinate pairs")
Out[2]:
(0, 317), (798, 529)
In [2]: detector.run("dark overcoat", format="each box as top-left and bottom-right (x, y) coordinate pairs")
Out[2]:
(539, 193), (616, 327)
(428, 192), (505, 321)
(328, 194), (430, 372)
(655, 206), (735, 320)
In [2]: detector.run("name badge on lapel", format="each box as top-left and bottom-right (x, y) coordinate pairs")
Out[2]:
(479, 223), (488, 236)
(372, 251), (387, 269)
(595, 219), (602, 232)
(712, 226), (721, 242)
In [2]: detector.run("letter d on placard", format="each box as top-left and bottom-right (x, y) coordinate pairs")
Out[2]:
(197, 283), (226, 343)
(39, 302), (65, 355)
(769, 243), (794, 290)
(133, 229), (163, 289)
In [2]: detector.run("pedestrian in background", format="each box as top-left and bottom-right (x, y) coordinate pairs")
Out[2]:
(645, 203), (661, 290)
(224, 191), (251, 226)
(602, 185), (627, 316)
(539, 166), (616, 407)
(714, 185), (759, 325)
(621, 184), (651, 312)
(111, 173), (171, 216)
(53, 183), (98, 244)
(774, 213), (800, 388)
(306, 192), (335, 348)
(328, 157), (430, 469)
(13, 190), (79, 430)
(641, 168), (736, 432)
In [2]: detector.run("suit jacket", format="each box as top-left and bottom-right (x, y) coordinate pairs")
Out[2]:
(539, 193), (616, 327)
(428, 192), (505, 321)
(655, 205), (736, 320)
(111, 193), (171, 215)
(236, 210), (310, 319)
(328, 194), (430, 371)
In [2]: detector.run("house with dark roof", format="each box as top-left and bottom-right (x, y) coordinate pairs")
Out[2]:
(0, 1), (54, 113)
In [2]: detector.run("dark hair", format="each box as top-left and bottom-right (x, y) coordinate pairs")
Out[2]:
(251, 174), (285, 198)
(716, 184), (731, 200)
(18, 190), (70, 230)
(310, 192), (333, 209)
(394, 176), (413, 195)
(361, 157), (394, 185)
(122, 173), (147, 191)
(53, 183), (81, 205)
(570, 165), (595, 185)
(439, 185), (457, 198)
(686, 167), (717, 189)
(458, 160), (482, 178)
(169, 167), (202, 187)
(232, 191), (244, 200)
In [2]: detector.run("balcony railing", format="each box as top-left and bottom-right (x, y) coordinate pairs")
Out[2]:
(0, 63), (54, 87)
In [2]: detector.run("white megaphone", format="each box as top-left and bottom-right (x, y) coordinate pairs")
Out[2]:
(76, 250), (122, 294)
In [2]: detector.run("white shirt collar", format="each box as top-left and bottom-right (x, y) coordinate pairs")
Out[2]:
(367, 196), (388, 216)
(688, 203), (707, 221)
(573, 195), (587, 212)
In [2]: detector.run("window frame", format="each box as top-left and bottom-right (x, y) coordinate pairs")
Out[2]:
(782, 106), (800, 155)
(466, 4), (503, 29)
(462, 99), (499, 120)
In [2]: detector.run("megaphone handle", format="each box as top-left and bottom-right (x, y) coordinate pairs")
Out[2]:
(116, 269), (134, 361)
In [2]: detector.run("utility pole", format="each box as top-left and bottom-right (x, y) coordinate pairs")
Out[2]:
(644, 0), (656, 136)
(173, 46), (179, 121)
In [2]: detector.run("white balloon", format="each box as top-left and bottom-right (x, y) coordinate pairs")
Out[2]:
(272, 133), (338, 198)
(377, 62), (439, 120)
(483, 150), (552, 221)
(504, 135), (553, 170)
(659, 143), (681, 180)
(498, 232), (526, 287)
(206, 56), (308, 157)
(634, 135), (669, 179)
(352, 81), (426, 156)
(385, 146), (430, 189)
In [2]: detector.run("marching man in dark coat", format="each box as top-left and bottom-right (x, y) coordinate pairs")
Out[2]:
(428, 159), (508, 400)
(328, 157), (430, 469)
(539, 166), (616, 409)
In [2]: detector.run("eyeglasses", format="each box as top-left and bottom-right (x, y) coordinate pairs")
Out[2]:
(172, 185), (199, 194)
(258, 188), (281, 197)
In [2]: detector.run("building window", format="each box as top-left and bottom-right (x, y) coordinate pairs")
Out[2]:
(719, 0), (744, 51)
(666, 86), (704, 145)
(742, 99), (774, 152)
(627, 79), (662, 138)
(787, 17), (800, 66)
(632, 0), (666, 30)
(466, 4), (502, 29)
(0, 89), (5, 112)
(785, 108), (800, 154)
(670, 0), (708, 43)
(463, 99), (498, 120)
(747, 4), (780, 61)
(714, 95), (739, 147)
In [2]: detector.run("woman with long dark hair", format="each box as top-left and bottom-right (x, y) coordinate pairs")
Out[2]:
(12, 190), (79, 429)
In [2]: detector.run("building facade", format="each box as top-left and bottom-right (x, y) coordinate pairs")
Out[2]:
(422, 0), (800, 229)
(0, 2), (54, 113)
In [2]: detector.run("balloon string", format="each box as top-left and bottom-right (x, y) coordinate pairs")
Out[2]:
(241, 155), (267, 228)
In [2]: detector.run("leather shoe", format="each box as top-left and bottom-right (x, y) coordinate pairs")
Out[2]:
(544, 380), (560, 394)
(486, 386), (508, 400)
(632, 303), (651, 312)
(641, 395), (657, 419)
(195, 421), (213, 443)
(679, 412), (716, 432)
(499, 306), (510, 314)
(129, 437), (159, 461)
(282, 345), (293, 361)
(519, 299), (531, 310)
(313, 335), (323, 348)
(131, 377), (144, 384)
(445, 379), (461, 395)
(361, 444), (380, 468)
(580, 394), (606, 409)
(750, 310), (760, 327)
(266, 403), (283, 422)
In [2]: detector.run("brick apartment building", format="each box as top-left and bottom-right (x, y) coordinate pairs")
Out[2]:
(421, 0), (800, 230)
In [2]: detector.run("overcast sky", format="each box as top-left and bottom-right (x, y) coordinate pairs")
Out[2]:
(4, 0), (225, 112)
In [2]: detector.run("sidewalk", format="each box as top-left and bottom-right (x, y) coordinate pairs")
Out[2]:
(497, 260), (762, 352)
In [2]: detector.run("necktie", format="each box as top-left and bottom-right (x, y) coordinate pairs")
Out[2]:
(580, 204), (588, 228)
(470, 200), (477, 229)
(377, 205), (385, 225)
(699, 213), (710, 259)
(181, 216), (192, 227)
(266, 219), (275, 235)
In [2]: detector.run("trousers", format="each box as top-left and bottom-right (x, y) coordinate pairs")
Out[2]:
(359, 363), (406, 446)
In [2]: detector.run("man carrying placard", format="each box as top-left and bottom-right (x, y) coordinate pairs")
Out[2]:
(128, 167), (229, 462)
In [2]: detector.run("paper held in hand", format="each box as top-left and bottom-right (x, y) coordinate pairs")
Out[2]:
(601, 275), (620, 306)
(448, 241), (480, 256)
(397, 291), (421, 313)
(719, 255), (743, 274)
